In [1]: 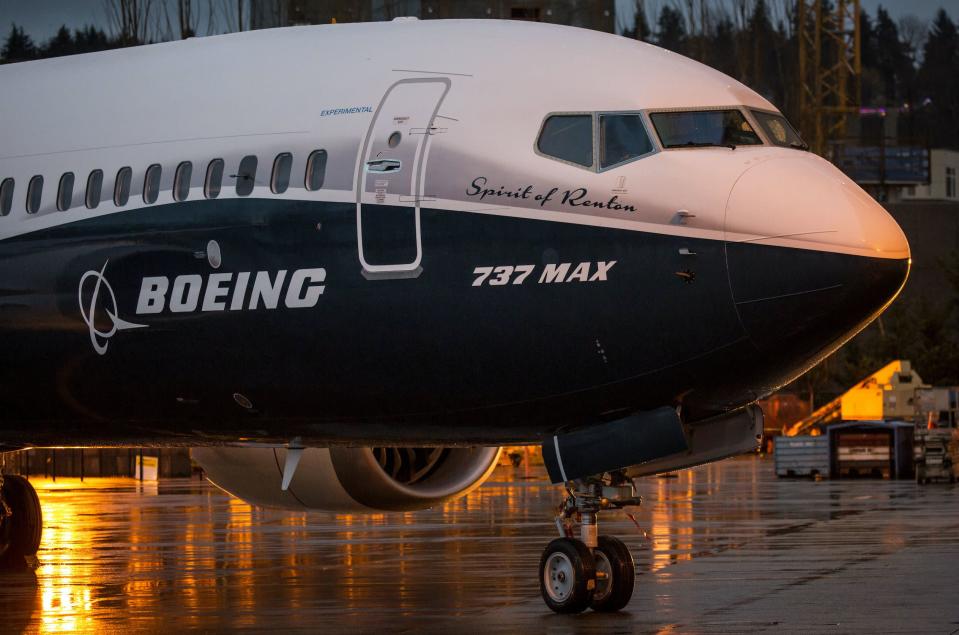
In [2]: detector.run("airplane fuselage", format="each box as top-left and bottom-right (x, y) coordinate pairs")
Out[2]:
(0, 20), (909, 448)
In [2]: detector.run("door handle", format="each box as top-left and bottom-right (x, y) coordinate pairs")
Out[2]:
(365, 159), (402, 173)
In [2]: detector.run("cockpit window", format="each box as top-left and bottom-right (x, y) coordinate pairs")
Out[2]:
(600, 114), (653, 169)
(537, 115), (593, 167)
(650, 110), (762, 149)
(751, 110), (807, 149)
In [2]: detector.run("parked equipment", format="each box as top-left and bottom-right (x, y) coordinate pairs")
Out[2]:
(775, 421), (914, 479)
(914, 429), (958, 484)
(774, 435), (829, 477)
(915, 387), (959, 429)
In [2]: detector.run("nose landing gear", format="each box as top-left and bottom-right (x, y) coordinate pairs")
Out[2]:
(538, 471), (640, 614)
(0, 474), (42, 569)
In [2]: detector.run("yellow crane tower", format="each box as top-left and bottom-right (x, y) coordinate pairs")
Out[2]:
(797, 0), (862, 156)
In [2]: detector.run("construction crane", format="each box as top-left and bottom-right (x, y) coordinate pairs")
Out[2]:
(784, 360), (924, 437)
(797, 0), (862, 156)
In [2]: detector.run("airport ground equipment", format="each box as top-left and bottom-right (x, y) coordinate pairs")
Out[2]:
(915, 387), (959, 429)
(828, 421), (914, 479)
(785, 361), (925, 436)
(776, 421), (914, 479)
(0, 475), (42, 568)
(914, 429), (958, 484)
(774, 435), (830, 477)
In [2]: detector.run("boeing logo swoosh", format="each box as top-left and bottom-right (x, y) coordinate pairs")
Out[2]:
(78, 261), (147, 355)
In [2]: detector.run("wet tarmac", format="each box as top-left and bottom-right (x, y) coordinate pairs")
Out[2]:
(1, 455), (958, 633)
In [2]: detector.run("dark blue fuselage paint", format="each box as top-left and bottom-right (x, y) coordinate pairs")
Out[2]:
(0, 198), (908, 448)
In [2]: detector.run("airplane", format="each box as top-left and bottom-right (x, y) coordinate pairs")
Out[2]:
(0, 18), (909, 614)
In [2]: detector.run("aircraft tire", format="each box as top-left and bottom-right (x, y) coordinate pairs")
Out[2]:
(589, 535), (635, 612)
(539, 537), (595, 614)
(0, 475), (42, 568)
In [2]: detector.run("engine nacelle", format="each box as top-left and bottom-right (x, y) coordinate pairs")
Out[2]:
(191, 446), (501, 512)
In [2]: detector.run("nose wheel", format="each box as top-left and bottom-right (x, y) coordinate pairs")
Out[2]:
(538, 472), (639, 614)
(540, 537), (596, 613)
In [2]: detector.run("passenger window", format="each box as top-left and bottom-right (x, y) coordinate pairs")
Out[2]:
(57, 172), (74, 211)
(26, 175), (43, 214)
(205, 159), (224, 199)
(305, 150), (327, 191)
(143, 164), (161, 204)
(114, 167), (132, 206)
(236, 155), (257, 197)
(600, 114), (653, 169)
(0, 178), (14, 216)
(174, 161), (192, 202)
(538, 115), (593, 167)
(86, 169), (103, 209)
(271, 152), (292, 194)
(650, 110), (762, 149)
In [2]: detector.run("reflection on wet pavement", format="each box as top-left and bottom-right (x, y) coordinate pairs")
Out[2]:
(2, 457), (958, 633)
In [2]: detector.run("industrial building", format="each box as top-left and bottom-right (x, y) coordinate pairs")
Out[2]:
(900, 149), (959, 202)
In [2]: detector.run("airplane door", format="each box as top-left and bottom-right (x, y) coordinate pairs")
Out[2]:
(356, 78), (450, 277)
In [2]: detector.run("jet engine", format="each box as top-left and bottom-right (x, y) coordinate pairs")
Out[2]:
(191, 446), (501, 512)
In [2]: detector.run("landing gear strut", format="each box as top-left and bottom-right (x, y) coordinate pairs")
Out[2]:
(0, 474), (42, 568)
(539, 471), (639, 613)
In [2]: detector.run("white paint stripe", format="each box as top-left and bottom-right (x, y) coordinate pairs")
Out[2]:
(553, 435), (568, 483)
(0, 190), (909, 260)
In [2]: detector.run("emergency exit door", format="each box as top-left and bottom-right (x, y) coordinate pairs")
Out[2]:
(356, 78), (450, 277)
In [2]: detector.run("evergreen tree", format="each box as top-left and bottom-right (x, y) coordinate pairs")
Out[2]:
(918, 9), (959, 148)
(859, 9), (883, 106)
(656, 6), (686, 54)
(73, 26), (113, 55)
(710, 17), (737, 78)
(632, 2), (650, 42)
(1, 24), (37, 64)
(874, 7), (911, 105)
(747, 0), (776, 98)
(860, 10), (879, 69)
(42, 26), (76, 59)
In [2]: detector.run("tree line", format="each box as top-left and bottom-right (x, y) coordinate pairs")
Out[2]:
(3, 1), (956, 148)
(0, 0), (250, 60)
(621, 0), (958, 149)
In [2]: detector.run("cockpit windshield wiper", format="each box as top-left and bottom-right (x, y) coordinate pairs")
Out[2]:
(789, 141), (809, 150)
(665, 141), (737, 150)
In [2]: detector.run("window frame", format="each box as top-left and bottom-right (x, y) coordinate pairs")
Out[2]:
(749, 108), (808, 150)
(596, 110), (657, 173)
(173, 161), (192, 202)
(114, 166), (132, 207)
(57, 172), (75, 212)
(205, 158), (224, 199)
(305, 149), (327, 192)
(26, 175), (43, 214)
(534, 111), (596, 170)
(535, 111), (660, 172)
(235, 155), (258, 197)
(143, 163), (162, 204)
(271, 152), (293, 195)
(0, 178), (14, 217)
(646, 106), (765, 151)
(86, 169), (103, 209)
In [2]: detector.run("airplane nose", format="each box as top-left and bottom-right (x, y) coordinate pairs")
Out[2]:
(724, 155), (910, 356)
